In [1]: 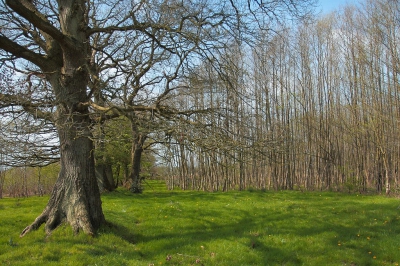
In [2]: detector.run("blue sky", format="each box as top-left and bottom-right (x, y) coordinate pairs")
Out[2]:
(318, 0), (360, 14)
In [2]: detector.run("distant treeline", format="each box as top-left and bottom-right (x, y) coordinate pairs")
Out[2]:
(163, 0), (400, 194)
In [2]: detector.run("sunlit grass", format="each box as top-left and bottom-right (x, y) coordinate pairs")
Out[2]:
(1, 181), (400, 265)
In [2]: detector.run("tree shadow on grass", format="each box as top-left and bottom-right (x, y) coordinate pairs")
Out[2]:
(99, 221), (136, 244)
(105, 208), (304, 264)
(100, 190), (400, 265)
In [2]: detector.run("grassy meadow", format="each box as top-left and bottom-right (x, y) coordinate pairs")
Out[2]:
(1, 181), (400, 265)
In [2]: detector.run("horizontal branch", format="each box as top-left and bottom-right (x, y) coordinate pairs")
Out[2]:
(0, 36), (51, 70)
(0, 92), (53, 121)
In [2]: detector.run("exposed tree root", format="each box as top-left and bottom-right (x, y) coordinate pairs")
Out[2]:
(20, 184), (104, 237)
(20, 211), (49, 237)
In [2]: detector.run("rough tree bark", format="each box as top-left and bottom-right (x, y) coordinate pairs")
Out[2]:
(0, 0), (106, 236)
(21, 112), (105, 236)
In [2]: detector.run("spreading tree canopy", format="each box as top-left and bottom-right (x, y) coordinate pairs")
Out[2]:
(0, 0), (314, 236)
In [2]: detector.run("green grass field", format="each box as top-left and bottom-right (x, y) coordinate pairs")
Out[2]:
(1, 181), (400, 265)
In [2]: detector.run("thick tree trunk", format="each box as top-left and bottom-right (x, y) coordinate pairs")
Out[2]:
(20, 0), (106, 236)
(129, 119), (147, 194)
(96, 162), (115, 192)
(94, 123), (115, 192)
(129, 145), (144, 193)
(21, 111), (105, 236)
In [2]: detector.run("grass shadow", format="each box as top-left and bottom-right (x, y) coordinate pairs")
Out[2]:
(103, 188), (400, 265)
(2, 183), (399, 265)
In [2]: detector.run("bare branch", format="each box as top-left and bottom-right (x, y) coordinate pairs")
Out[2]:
(0, 36), (51, 70)
(5, 0), (79, 51)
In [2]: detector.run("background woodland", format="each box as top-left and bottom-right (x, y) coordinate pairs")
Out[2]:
(1, 0), (399, 196)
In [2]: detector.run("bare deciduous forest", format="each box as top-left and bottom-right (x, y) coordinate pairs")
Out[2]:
(0, 0), (399, 198)
(163, 0), (400, 194)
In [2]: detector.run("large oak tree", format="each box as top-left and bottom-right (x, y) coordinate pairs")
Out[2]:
(1, 0), (106, 236)
(0, 0), (314, 236)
